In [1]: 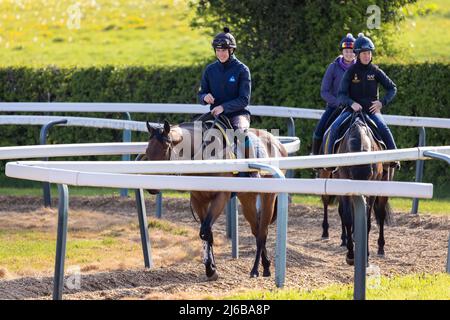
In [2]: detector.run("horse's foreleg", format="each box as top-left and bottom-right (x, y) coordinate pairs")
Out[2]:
(341, 196), (354, 265)
(338, 200), (347, 247)
(261, 240), (270, 277)
(375, 196), (387, 256)
(319, 170), (332, 240)
(200, 192), (230, 281)
(378, 220), (385, 256)
(376, 168), (392, 257)
(199, 213), (215, 278)
(238, 193), (262, 278)
(367, 196), (375, 261)
(251, 238), (262, 278)
(250, 195), (263, 278)
(321, 195), (329, 239)
(258, 193), (277, 277)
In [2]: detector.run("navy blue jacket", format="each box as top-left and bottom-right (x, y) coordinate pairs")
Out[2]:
(338, 60), (397, 112)
(198, 55), (251, 118)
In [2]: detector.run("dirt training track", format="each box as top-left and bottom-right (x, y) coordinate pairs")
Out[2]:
(0, 195), (448, 300)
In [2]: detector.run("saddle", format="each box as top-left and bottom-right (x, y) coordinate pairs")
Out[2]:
(193, 112), (267, 159)
(323, 110), (386, 155)
(194, 112), (233, 130)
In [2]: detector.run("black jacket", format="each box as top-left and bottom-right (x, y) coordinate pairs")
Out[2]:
(338, 60), (397, 112)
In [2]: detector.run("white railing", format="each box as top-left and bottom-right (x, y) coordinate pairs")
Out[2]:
(1, 103), (449, 129)
(1, 143), (440, 301)
(0, 103), (448, 300)
(5, 162), (432, 198)
(0, 115), (154, 132)
(2, 144), (449, 171)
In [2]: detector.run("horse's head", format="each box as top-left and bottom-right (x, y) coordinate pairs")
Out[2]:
(347, 118), (372, 152)
(145, 120), (173, 194)
(146, 120), (172, 161)
(343, 118), (374, 180)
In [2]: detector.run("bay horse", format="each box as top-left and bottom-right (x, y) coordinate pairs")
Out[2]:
(321, 112), (394, 265)
(145, 118), (287, 280)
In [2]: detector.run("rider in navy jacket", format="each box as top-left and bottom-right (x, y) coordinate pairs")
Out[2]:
(197, 28), (259, 176)
(198, 55), (251, 119)
(197, 27), (251, 129)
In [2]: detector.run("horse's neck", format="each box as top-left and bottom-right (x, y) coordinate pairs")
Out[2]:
(171, 123), (228, 160)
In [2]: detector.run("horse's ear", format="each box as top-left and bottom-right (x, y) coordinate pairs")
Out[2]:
(163, 120), (171, 135)
(146, 121), (154, 134)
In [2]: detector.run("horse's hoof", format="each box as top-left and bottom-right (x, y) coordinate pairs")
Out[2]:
(377, 250), (385, 257)
(206, 271), (219, 281)
(340, 242), (347, 247)
(346, 256), (354, 266)
(321, 236), (329, 241)
(262, 270), (271, 277)
(250, 271), (259, 278)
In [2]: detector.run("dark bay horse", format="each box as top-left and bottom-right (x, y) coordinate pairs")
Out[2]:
(321, 113), (394, 265)
(319, 113), (394, 265)
(145, 119), (288, 280)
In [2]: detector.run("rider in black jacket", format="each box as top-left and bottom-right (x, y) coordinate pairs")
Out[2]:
(325, 33), (399, 168)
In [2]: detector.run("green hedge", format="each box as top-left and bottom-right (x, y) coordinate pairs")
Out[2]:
(0, 60), (448, 194)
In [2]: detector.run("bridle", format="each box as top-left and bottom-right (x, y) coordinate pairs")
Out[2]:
(150, 128), (173, 160)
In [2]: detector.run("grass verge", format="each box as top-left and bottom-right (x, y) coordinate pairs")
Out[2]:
(225, 273), (450, 300)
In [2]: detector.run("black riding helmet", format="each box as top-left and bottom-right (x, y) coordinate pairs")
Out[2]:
(353, 32), (375, 54)
(212, 27), (236, 59)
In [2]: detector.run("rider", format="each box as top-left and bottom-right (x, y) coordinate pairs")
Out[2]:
(326, 33), (399, 168)
(198, 27), (251, 132)
(311, 33), (356, 155)
(198, 27), (260, 175)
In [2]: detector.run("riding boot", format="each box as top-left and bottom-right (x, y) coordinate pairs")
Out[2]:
(247, 145), (261, 178)
(244, 134), (261, 178)
(311, 138), (322, 156)
(311, 138), (324, 172)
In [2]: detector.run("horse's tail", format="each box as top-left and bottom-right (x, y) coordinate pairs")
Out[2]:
(270, 196), (278, 224)
(374, 197), (392, 226)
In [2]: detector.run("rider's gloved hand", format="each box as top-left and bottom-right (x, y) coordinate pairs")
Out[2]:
(351, 102), (363, 112)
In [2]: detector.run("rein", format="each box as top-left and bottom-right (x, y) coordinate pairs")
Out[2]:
(192, 116), (220, 160)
